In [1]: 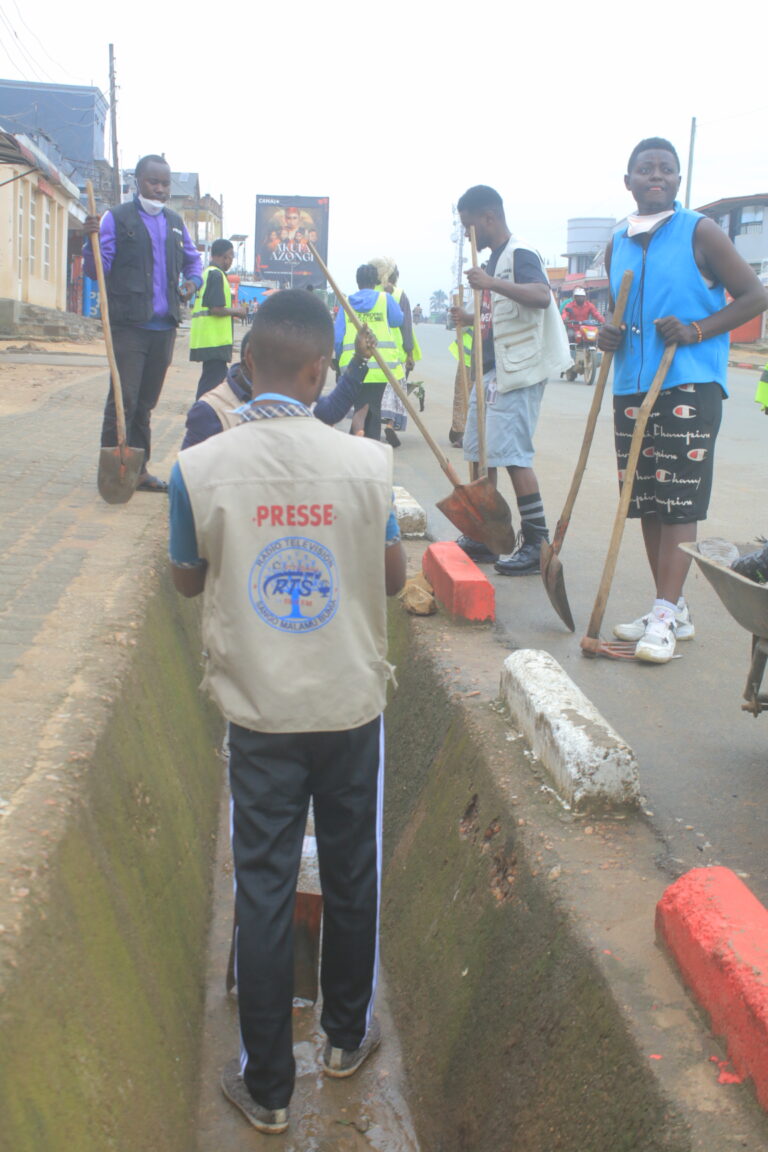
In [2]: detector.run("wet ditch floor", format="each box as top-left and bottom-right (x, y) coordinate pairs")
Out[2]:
(195, 785), (420, 1152)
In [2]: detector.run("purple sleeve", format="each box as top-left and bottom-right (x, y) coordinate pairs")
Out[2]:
(82, 210), (116, 278)
(313, 358), (366, 425)
(181, 225), (203, 285)
(181, 400), (224, 449)
(398, 290), (414, 354)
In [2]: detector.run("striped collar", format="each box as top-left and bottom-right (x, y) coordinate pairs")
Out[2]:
(236, 399), (313, 422)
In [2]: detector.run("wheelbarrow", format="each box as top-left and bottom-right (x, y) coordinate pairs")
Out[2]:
(680, 541), (768, 717)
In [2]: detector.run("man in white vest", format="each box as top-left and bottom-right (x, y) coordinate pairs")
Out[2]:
(168, 289), (405, 1135)
(449, 185), (571, 574)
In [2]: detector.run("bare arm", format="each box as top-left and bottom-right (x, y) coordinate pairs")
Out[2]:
(385, 542), (407, 596)
(465, 266), (550, 309)
(655, 218), (768, 346)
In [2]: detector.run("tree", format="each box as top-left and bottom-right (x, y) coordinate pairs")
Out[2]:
(430, 289), (448, 313)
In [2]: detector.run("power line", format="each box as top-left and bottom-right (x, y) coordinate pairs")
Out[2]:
(0, 6), (51, 83)
(9, 0), (80, 82)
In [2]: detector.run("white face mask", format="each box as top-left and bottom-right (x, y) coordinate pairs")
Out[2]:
(138, 195), (165, 216)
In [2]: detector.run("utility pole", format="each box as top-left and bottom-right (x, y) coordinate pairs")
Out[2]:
(684, 116), (696, 209)
(109, 44), (120, 206)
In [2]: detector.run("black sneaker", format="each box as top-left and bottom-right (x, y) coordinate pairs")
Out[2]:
(494, 538), (542, 576)
(456, 535), (498, 563)
(220, 1059), (289, 1134)
(323, 1018), (382, 1079)
(384, 425), (401, 448)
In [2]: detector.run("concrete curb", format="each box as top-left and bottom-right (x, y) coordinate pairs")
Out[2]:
(656, 866), (768, 1110)
(422, 541), (494, 623)
(500, 649), (639, 811)
(393, 485), (427, 538)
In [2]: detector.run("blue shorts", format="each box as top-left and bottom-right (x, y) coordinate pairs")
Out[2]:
(463, 371), (545, 468)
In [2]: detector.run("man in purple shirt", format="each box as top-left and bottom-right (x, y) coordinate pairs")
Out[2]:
(84, 154), (202, 491)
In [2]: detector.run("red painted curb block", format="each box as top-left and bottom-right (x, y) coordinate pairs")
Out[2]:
(656, 866), (768, 1109)
(422, 542), (495, 623)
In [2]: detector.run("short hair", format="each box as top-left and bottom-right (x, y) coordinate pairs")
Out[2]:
(135, 154), (169, 178)
(457, 185), (504, 216)
(356, 263), (378, 289)
(211, 238), (233, 257)
(248, 289), (333, 377)
(626, 138), (680, 173)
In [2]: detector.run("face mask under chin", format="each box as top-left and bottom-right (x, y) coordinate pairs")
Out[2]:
(138, 195), (165, 216)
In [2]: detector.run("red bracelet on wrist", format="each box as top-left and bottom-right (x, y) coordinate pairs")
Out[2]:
(691, 321), (703, 343)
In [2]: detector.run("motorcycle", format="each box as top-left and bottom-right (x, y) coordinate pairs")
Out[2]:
(563, 322), (601, 386)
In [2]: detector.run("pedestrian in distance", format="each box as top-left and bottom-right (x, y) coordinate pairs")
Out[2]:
(368, 256), (421, 448)
(189, 239), (249, 399)
(599, 137), (768, 663)
(334, 263), (405, 442)
(83, 154), (203, 492)
(168, 289), (406, 1135)
(449, 185), (571, 574)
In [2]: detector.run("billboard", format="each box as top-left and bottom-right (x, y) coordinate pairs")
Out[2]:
(254, 195), (329, 287)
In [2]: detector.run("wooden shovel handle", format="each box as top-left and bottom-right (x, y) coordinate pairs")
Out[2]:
(308, 243), (462, 488)
(86, 181), (128, 448)
(453, 287), (472, 482)
(550, 269), (634, 555)
(469, 226), (487, 476)
(584, 343), (677, 641)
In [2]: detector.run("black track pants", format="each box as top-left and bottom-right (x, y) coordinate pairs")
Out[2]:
(228, 716), (383, 1110)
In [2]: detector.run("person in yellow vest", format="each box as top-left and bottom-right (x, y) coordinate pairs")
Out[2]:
(169, 289), (405, 1135)
(334, 263), (404, 440)
(189, 239), (248, 399)
(369, 256), (421, 447)
(756, 363), (768, 414)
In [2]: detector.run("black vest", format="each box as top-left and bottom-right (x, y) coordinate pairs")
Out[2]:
(107, 200), (187, 326)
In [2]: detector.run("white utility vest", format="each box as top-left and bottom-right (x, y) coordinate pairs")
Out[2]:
(200, 378), (243, 432)
(178, 413), (394, 733)
(491, 236), (571, 392)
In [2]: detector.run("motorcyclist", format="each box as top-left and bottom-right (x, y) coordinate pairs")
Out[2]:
(562, 287), (604, 342)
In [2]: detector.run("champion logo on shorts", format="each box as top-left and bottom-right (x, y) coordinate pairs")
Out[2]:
(617, 469), (626, 482)
(678, 384), (697, 393)
(642, 446), (655, 458)
(656, 469), (674, 483)
(673, 405), (697, 419)
(624, 406), (640, 419)
(687, 448), (708, 461)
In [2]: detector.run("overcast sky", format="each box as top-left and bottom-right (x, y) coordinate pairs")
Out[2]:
(2, 0), (766, 306)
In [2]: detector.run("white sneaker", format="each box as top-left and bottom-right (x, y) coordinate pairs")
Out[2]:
(614, 602), (694, 642)
(635, 615), (677, 664)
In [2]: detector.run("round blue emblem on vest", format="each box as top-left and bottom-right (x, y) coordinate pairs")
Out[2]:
(249, 536), (339, 633)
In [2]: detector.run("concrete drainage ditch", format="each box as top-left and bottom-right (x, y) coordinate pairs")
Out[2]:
(2, 570), (767, 1150)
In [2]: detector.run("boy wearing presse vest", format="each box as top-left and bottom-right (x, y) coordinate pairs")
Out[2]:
(169, 290), (406, 1134)
(600, 137), (767, 664)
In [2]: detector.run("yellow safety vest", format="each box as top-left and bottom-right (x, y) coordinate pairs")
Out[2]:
(389, 286), (422, 365)
(339, 291), (404, 385)
(190, 265), (233, 354)
(449, 330), (472, 367)
(755, 364), (768, 412)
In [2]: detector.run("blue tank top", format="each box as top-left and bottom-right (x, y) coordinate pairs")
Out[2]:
(609, 203), (728, 396)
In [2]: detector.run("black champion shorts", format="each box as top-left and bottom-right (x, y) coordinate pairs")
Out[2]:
(613, 381), (723, 524)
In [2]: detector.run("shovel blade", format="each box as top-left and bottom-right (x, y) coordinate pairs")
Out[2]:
(540, 542), (575, 632)
(293, 891), (323, 1003)
(97, 444), (145, 504)
(436, 477), (515, 556)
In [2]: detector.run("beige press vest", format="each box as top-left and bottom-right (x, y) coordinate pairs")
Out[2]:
(179, 414), (394, 733)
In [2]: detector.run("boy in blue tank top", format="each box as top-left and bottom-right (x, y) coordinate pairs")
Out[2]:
(599, 137), (767, 664)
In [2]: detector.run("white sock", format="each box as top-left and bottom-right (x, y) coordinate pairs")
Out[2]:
(653, 598), (677, 624)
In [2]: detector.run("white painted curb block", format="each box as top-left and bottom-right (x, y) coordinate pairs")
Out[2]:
(393, 486), (427, 538)
(500, 650), (639, 811)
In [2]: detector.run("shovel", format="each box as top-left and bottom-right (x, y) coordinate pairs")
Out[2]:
(580, 343), (677, 659)
(86, 180), (145, 503)
(309, 244), (515, 555)
(468, 226), (488, 477)
(540, 270), (633, 631)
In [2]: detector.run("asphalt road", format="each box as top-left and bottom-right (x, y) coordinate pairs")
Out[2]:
(396, 323), (768, 899)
